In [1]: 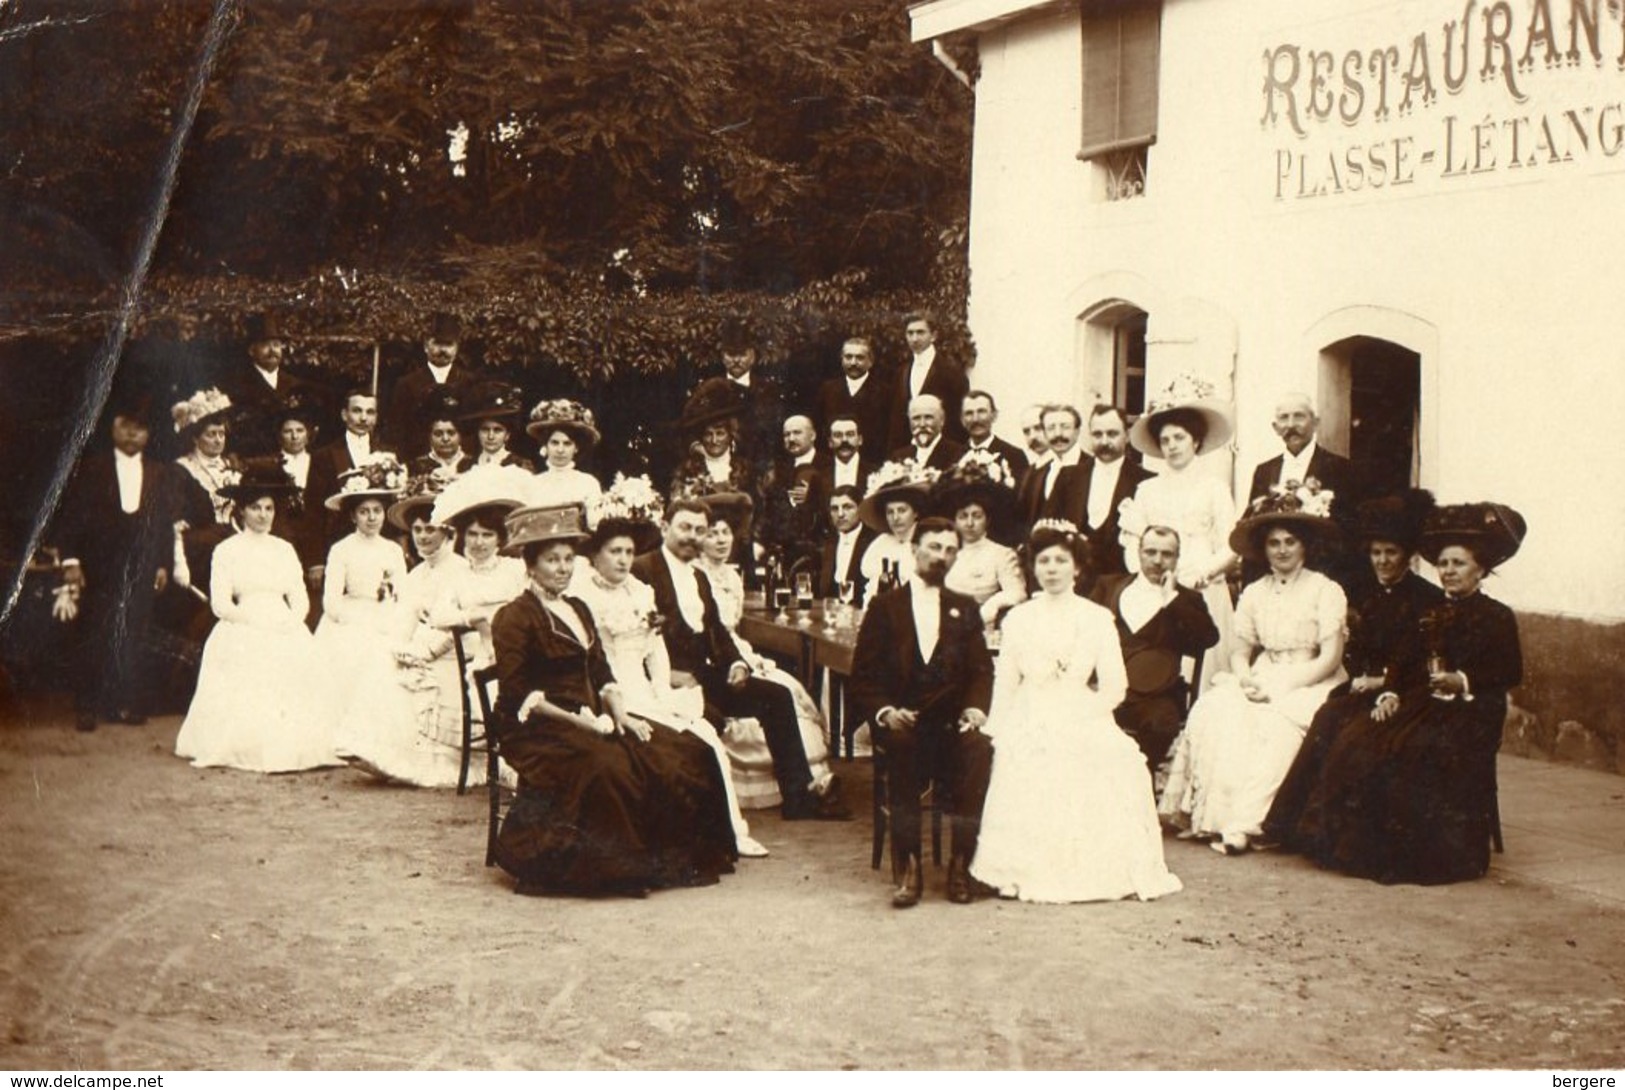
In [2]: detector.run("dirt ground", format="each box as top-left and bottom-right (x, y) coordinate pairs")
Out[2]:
(2, 700), (1623, 1071)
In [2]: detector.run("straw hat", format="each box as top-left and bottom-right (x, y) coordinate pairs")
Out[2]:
(1228, 481), (1342, 562)
(1128, 372), (1234, 458)
(857, 461), (938, 534)
(323, 452), (408, 511)
(524, 398), (600, 450)
(501, 503), (590, 556)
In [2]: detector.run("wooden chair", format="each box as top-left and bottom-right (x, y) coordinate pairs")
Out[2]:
(869, 739), (944, 871)
(450, 626), (491, 796)
(469, 663), (509, 868)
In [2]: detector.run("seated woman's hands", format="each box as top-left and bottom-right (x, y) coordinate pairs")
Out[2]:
(1349, 674), (1386, 693)
(1371, 692), (1401, 722)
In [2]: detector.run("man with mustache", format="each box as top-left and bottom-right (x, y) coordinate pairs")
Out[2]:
(1014, 403), (1083, 536)
(1247, 391), (1360, 586)
(814, 336), (892, 456)
(888, 394), (965, 471)
(1046, 404), (1152, 576)
(849, 517), (994, 907)
(814, 414), (875, 495)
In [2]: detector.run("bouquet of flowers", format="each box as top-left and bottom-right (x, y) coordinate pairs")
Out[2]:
(949, 447), (1016, 489)
(1254, 477), (1336, 519)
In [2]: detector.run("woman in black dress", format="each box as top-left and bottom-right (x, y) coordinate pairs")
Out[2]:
(1261, 491), (1443, 844)
(489, 503), (737, 897)
(1287, 502), (1526, 885)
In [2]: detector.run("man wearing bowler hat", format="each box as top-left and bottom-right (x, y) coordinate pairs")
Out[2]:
(384, 311), (478, 450)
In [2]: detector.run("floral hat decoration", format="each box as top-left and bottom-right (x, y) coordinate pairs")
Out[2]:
(524, 398), (600, 451)
(932, 447), (1017, 531)
(857, 460), (940, 534)
(387, 471), (453, 531)
(1227, 478), (1341, 561)
(428, 463), (534, 529)
(324, 451), (408, 511)
(585, 473), (666, 554)
(172, 387), (233, 436)
(1128, 372), (1235, 459)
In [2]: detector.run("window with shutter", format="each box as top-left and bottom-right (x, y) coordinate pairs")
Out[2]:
(1077, 0), (1161, 200)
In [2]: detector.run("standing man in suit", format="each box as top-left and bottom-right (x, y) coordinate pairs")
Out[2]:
(1091, 526), (1219, 773)
(709, 316), (787, 476)
(816, 484), (878, 605)
(1247, 391), (1360, 586)
(814, 336), (892, 454)
(307, 388), (387, 542)
(889, 395), (965, 471)
(227, 312), (315, 458)
(633, 498), (849, 822)
(849, 517), (995, 907)
(383, 312), (476, 450)
(1014, 403), (1083, 536)
(887, 312), (968, 451)
(1047, 405), (1153, 578)
(960, 390), (1030, 482)
(52, 397), (190, 730)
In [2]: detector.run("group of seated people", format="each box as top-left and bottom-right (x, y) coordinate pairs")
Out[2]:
(47, 310), (1528, 902)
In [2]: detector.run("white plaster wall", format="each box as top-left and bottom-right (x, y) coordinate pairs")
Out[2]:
(961, 0), (1625, 620)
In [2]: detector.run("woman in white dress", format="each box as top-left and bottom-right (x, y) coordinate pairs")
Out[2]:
(567, 483), (770, 857)
(1118, 377), (1239, 692)
(332, 477), (470, 785)
(523, 399), (603, 510)
(1158, 487), (1347, 853)
(694, 513), (836, 810)
(175, 463), (339, 772)
(314, 455), (409, 720)
(971, 522), (1182, 903)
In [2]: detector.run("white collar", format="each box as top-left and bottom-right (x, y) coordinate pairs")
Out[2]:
(913, 435), (941, 462)
(427, 361), (453, 384)
(792, 450), (816, 467)
(911, 345), (936, 371)
(1281, 438), (1319, 476)
(845, 373), (869, 394)
(729, 373), (752, 389)
(114, 449), (142, 467)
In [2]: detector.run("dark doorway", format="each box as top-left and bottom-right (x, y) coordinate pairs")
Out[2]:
(1320, 335), (1420, 501)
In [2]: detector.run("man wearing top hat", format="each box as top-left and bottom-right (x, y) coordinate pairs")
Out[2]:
(227, 312), (318, 458)
(51, 393), (191, 730)
(383, 311), (478, 450)
(707, 316), (787, 475)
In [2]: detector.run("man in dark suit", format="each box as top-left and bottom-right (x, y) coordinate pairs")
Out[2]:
(813, 414), (876, 496)
(887, 312), (969, 451)
(754, 414), (827, 575)
(816, 485), (878, 605)
(1246, 391), (1361, 586)
(960, 389), (1029, 482)
(814, 336), (892, 455)
(1046, 405), (1153, 578)
(226, 312), (318, 458)
(708, 317), (788, 475)
(306, 389), (389, 543)
(849, 517), (995, 907)
(52, 398), (190, 730)
(633, 498), (848, 822)
(888, 394), (966, 472)
(382, 311), (477, 450)
(1014, 403), (1082, 537)
(1092, 526), (1219, 773)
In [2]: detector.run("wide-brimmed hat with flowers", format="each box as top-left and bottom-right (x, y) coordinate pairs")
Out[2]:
(501, 503), (590, 556)
(932, 448), (1017, 532)
(858, 460), (940, 534)
(1228, 479), (1342, 562)
(1128, 372), (1235, 459)
(324, 452), (408, 511)
(429, 463), (534, 529)
(172, 387), (234, 437)
(585, 473), (665, 554)
(1417, 502), (1526, 571)
(525, 398), (600, 450)
(387, 471), (454, 531)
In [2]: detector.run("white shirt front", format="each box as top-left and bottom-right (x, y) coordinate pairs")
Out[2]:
(911, 435), (941, 466)
(1119, 573), (1169, 634)
(908, 346), (937, 399)
(1043, 445), (1082, 498)
(792, 450), (816, 468)
(830, 455), (862, 491)
(256, 366), (280, 391)
(908, 576), (941, 662)
(833, 527), (862, 588)
(114, 450), (143, 513)
(845, 373), (870, 397)
(665, 546), (706, 631)
(1278, 438), (1319, 487)
(345, 430), (371, 466)
(427, 361), (453, 385)
(703, 452), (733, 483)
(1087, 455), (1125, 530)
(282, 450), (310, 489)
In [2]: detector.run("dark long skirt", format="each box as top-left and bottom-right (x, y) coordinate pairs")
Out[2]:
(1289, 688), (1505, 885)
(495, 719), (737, 896)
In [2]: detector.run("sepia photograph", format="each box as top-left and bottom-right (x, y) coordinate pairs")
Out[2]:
(1, 0), (1623, 1074)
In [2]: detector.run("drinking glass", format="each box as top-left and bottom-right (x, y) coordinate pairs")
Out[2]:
(794, 571), (814, 611)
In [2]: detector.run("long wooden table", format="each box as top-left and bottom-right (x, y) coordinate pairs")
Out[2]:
(738, 600), (861, 758)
